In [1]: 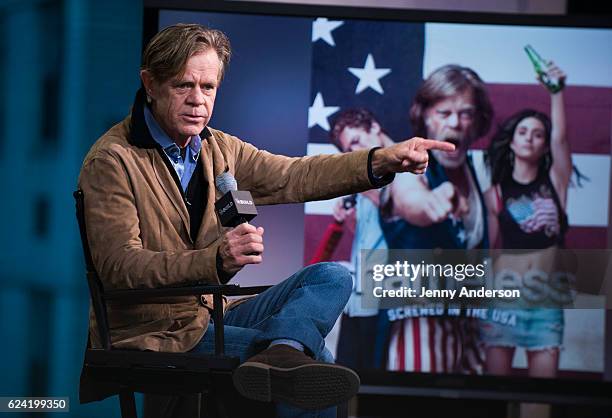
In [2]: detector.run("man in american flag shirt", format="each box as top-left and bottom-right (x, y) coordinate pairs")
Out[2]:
(377, 65), (493, 374)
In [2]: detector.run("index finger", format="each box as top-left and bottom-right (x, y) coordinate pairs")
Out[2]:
(419, 139), (456, 152)
(233, 222), (258, 235)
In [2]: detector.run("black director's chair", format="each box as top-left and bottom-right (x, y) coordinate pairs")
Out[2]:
(73, 189), (273, 418)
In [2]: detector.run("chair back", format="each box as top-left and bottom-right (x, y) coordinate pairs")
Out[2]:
(74, 190), (112, 350)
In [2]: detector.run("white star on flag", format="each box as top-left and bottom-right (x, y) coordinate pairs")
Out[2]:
(308, 92), (339, 131)
(348, 54), (391, 94)
(312, 18), (344, 46)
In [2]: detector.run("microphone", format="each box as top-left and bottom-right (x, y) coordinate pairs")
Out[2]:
(214, 172), (258, 227)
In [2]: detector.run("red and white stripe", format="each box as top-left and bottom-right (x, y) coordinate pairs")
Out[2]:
(387, 317), (483, 374)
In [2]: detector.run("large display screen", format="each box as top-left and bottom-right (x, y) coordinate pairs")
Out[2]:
(153, 2), (612, 394)
(302, 19), (611, 381)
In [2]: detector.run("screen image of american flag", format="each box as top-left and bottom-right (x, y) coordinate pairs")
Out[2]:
(159, 9), (612, 380)
(304, 18), (611, 378)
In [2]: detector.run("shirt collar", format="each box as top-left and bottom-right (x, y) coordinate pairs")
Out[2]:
(143, 105), (202, 162)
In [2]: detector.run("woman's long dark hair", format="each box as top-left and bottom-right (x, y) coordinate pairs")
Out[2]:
(487, 109), (552, 185)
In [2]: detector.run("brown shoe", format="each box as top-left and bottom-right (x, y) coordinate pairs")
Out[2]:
(232, 344), (360, 410)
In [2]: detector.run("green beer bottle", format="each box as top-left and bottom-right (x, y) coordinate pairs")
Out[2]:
(524, 45), (564, 94)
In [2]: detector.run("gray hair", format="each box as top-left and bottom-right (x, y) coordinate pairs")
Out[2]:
(141, 23), (231, 83)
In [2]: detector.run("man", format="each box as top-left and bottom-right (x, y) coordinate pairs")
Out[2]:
(323, 108), (394, 369)
(77, 24), (453, 415)
(378, 65), (493, 373)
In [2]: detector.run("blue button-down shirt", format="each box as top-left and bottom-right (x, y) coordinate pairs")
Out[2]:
(144, 106), (202, 192)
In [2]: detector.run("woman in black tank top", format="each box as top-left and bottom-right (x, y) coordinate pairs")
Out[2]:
(496, 170), (568, 250)
(483, 62), (572, 378)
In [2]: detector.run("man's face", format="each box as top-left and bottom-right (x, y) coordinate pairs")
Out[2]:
(142, 48), (220, 145)
(337, 122), (383, 153)
(424, 90), (476, 168)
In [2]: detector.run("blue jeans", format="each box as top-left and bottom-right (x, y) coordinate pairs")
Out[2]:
(481, 309), (564, 350)
(189, 262), (353, 418)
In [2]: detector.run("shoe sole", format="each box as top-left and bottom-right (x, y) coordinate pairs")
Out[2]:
(232, 361), (360, 410)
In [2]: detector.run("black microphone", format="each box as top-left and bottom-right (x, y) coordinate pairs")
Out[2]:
(214, 172), (258, 227)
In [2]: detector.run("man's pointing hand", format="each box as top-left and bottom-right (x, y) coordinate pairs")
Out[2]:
(371, 137), (456, 176)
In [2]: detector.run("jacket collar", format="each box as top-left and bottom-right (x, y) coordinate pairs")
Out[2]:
(128, 87), (212, 149)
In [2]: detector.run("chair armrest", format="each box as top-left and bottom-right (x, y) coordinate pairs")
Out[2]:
(224, 285), (272, 296)
(105, 283), (238, 302)
(104, 283), (272, 302)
